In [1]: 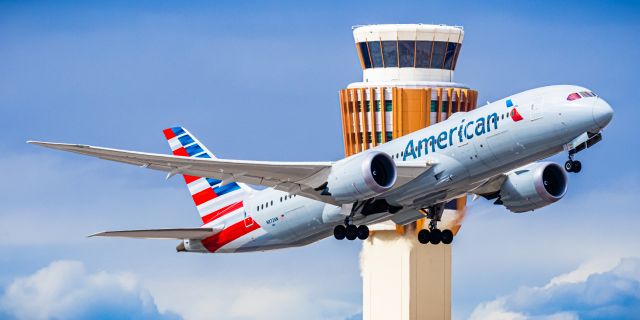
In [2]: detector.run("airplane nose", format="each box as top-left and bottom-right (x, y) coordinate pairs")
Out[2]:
(592, 97), (613, 129)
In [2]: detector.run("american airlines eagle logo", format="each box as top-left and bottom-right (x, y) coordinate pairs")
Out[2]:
(506, 99), (524, 122)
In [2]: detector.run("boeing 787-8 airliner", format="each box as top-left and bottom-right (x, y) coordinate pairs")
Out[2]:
(30, 85), (613, 253)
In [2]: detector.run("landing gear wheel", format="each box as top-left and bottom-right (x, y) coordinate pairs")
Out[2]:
(345, 225), (358, 240)
(429, 229), (442, 245)
(357, 225), (369, 240)
(441, 229), (454, 245)
(417, 229), (430, 244)
(565, 160), (582, 173)
(572, 160), (582, 173)
(333, 225), (346, 240)
(564, 160), (574, 172)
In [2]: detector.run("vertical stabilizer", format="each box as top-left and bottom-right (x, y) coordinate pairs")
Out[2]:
(162, 127), (251, 226)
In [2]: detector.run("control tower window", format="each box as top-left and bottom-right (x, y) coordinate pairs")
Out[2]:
(398, 41), (415, 67)
(356, 40), (461, 70)
(415, 41), (434, 68)
(381, 41), (398, 68)
(368, 41), (383, 68)
(452, 43), (462, 70)
(358, 42), (372, 69)
(431, 41), (446, 69)
(443, 42), (458, 70)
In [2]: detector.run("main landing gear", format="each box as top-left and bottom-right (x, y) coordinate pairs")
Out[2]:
(417, 203), (454, 245)
(334, 201), (369, 241)
(564, 155), (582, 173)
(333, 223), (369, 241)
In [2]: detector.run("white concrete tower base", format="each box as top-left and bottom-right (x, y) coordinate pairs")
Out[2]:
(361, 221), (455, 320)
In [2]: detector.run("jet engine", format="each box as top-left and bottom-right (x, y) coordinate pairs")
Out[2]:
(498, 162), (568, 212)
(326, 151), (397, 203)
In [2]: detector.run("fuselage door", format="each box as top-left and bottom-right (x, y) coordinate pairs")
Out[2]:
(529, 98), (544, 121)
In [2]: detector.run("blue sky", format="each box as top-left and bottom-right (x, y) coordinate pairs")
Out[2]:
(1, 1), (639, 319)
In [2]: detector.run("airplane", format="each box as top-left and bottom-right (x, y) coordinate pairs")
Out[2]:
(29, 85), (613, 253)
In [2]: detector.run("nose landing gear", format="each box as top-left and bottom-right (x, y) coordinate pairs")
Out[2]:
(565, 154), (582, 173)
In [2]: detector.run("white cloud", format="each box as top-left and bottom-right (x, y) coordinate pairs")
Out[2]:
(469, 257), (640, 320)
(0, 260), (178, 320)
(145, 275), (361, 320)
(0, 151), (363, 320)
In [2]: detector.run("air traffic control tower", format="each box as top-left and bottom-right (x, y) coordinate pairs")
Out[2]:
(339, 24), (478, 320)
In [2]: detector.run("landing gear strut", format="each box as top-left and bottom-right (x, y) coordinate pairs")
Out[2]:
(417, 203), (454, 245)
(565, 153), (582, 173)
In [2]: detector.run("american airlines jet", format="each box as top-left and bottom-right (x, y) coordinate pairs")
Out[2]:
(30, 85), (613, 253)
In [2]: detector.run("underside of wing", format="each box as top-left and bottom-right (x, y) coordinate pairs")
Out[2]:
(471, 174), (507, 198)
(89, 227), (222, 240)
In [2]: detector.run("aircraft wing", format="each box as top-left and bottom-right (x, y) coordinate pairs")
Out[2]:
(29, 141), (434, 205)
(89, 227), (222, 239)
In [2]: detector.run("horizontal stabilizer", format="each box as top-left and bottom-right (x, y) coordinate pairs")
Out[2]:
(89, 227), (223, 240)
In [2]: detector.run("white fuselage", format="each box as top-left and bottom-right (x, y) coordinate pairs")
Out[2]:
(207, 85), (612, 252)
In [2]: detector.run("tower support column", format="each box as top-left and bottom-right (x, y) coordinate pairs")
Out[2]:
(361, 223), (451, 320)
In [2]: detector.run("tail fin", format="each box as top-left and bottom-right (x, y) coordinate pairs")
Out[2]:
(162, 127), (251, 226)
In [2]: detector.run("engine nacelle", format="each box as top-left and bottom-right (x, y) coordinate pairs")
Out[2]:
(499, 162), (568, 213)
(326, 151), (397, 203)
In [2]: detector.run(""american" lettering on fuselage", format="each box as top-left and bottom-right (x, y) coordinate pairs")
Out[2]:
(402, 112), (499, 161)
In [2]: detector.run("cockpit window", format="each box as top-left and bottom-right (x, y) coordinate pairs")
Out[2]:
(567, 93), (581, 101)
(567, 91), (597, 101)
(579, 91), (597, 97)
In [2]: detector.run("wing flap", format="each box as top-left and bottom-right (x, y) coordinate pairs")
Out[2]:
(89, 227), (222, 240)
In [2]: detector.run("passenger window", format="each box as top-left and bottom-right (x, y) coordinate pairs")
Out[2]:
(271, 201), (273, 206)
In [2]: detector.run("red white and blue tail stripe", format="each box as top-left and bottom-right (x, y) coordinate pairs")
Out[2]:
(162, 127), (252, 228)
